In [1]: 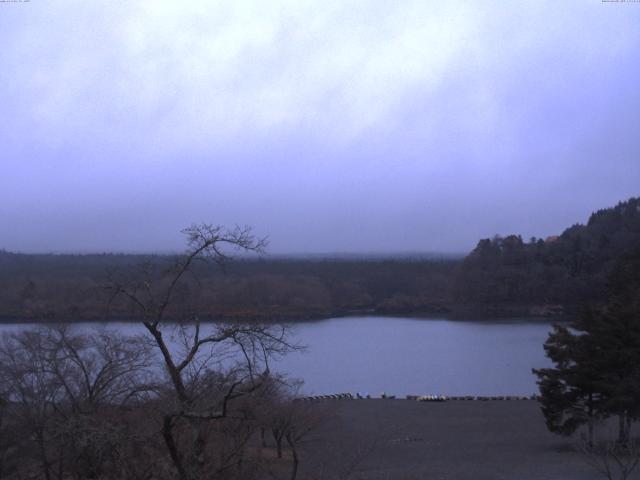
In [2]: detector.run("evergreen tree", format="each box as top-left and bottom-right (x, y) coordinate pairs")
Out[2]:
(534, 246), (640, 444)
(533, 322), (603, 445)
(595, 247), (640, 442)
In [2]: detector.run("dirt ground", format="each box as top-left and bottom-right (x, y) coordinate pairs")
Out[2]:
(294, 399), (634, 480)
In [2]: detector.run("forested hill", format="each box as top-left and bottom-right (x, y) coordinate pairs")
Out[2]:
(453, 197), (640, 315)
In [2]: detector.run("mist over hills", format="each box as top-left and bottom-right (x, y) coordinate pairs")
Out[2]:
(0, 196), (638, 321)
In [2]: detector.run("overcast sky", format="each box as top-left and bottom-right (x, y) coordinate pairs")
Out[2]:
(1, 1), (639, 254)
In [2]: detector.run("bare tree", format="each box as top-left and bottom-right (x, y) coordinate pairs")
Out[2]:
(0, 225), (302, 480)
(578, 438), (640, 480)
(254, 378), (326, 480)
(0, 325), (155, 480)
(40, 325), (154, 411)
(106, 224), (299, 480)
(0, 328), (64, 480)
(283, 401), (326, 480)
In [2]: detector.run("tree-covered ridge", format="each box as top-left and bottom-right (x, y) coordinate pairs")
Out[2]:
(454, 197), (640, 311)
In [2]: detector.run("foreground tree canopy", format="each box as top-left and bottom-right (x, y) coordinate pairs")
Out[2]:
(0, 225), (321, 480)
(534, 246), (640, 445)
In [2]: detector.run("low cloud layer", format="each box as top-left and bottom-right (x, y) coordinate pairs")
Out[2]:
(1, 1), (639, 254)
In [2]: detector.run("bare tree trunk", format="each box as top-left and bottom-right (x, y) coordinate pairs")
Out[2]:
(145, 325), (188, 402)
(286, 433), (299, 480)
(191, 419), (207, 478)
(260, 427), (267, 448)
(272, 430), (283, 459)
(163, 415), (189, 480)
(56, 443), (65, 480)
(36, 429), (52, 480)
(618, 412), (629, 445)
(588, 395), (594, 447)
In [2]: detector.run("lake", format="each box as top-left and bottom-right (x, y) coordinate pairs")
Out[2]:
(0, 316), (554, 396)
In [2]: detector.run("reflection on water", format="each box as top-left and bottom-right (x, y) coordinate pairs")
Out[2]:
(0, 316), (553, 396)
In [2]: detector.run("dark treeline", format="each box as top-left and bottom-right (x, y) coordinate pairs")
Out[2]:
(454, 197), (640, 316)
(0, 252), (458, 322)
(1, 197), (639, 322)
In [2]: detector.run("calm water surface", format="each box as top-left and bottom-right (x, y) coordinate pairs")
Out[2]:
(277, 316), (553, 396)
(0, 316), (553, 396)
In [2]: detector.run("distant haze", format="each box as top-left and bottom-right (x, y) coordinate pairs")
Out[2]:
(1, 1), (639, 254)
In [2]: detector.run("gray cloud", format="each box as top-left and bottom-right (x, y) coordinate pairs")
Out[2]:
(1, 0), (639, 254)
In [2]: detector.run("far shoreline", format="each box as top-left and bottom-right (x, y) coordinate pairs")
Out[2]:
(0, 305), (577, 325)
(0, 309), (568, 325)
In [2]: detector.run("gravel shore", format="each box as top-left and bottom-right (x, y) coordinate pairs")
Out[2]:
(297, 399), (618, 480)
